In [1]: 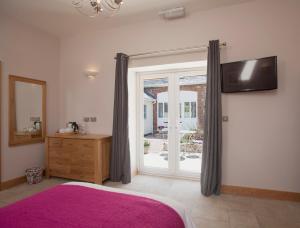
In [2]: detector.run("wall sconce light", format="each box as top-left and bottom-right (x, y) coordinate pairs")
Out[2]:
(86, 70), (98, 80)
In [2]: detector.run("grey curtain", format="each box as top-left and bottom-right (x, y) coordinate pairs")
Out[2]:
(201, 40), (222, 196)
(110, 53), (131, 184)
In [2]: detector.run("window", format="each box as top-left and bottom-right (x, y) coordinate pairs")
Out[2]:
(144, 105), (147, 119)
(164, 103), (168, 117)
(183, 102), (196, 118)
(158, 102), (169, 118)
(158, 103), (163, 118)
(184, 102), (190, 118)
(191, 102), (196, 118)
(179, 103), (182, 118)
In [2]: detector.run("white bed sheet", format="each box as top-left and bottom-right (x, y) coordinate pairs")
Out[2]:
(64, 182), (196, 228)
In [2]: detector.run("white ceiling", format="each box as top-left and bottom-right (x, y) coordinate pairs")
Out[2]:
(0, 0), (253, 37)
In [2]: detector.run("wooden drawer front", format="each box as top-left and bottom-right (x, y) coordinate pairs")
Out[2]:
(101, 140), (111, 180)
(79, 140), (97, 151)
(71, 166), (94, 182)
(70, 140), (96, 182)
(71, 154), (94, 166)
(71, 149), (95, 171)
(49, 143), (71, 177)
(49, 138), (63, 148)
(73, 140), (96, 163)
(50, 165), (71, 177)
(49, 156), (70, 166)
(49, 139), (96, 151)
(49, 148), (71, 160)
(49, 155), (71, 176)
(63, 139), (80, 150)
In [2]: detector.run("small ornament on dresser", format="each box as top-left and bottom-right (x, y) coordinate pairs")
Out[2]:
(78, 123), (88, 135)
(57, 121), (79, 134)
(69, 122), (79, 133)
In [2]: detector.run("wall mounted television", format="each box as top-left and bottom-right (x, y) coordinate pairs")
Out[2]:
(221, 56), (277, 93)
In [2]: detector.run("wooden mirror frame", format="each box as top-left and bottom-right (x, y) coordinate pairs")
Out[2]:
(0, 62), (2, 188)
(9, 75), (46, 147)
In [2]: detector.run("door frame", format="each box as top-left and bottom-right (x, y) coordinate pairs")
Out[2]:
(0, 61), (2, 189)
(136, 67), (204, 180)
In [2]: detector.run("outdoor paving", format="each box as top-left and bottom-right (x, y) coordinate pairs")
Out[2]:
(144, 137), (202, 173)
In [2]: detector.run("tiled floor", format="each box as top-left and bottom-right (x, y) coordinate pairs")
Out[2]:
(0, 175), (299, 228)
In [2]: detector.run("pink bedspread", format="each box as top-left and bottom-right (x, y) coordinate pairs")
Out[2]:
(0, 185), (185, 228)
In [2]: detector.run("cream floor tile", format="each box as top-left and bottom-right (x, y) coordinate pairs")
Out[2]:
(196, 195), (222, 209)
(0, 178), (68, 205)
(193, 217), (230, 228)
(169, 178), (201, 192)
(0, 189), (16, 201)
(1, 189), (38, 204)
(0, 200), (10, 208)
(228, 210), (259, 228)
(217, 194), (254, 212)
(172, 196), (201, 211)
(251, 198), (298, 224)
(191, 206), (229, 222)
(257, 215), (300, 228)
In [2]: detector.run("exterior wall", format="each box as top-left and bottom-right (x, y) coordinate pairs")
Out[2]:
(145, 84), (206, 132)
(156, 92), (168, 129)
(178, 91), (198, 130)
(144, 100), (153, 135)
(156, 91), (199, 130)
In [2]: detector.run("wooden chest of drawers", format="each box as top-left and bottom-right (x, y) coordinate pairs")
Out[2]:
(45, 134), (112, 184)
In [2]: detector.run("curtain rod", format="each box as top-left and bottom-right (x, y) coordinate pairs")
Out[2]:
(115, 42), (227, 59)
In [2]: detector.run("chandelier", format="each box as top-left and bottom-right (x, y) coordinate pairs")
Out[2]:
(72, 0), (124, 17)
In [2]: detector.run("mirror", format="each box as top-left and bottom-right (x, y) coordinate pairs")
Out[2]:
(9, 75), (46, 146)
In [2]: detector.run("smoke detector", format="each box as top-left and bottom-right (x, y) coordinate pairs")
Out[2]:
(159, 7), (186, 20)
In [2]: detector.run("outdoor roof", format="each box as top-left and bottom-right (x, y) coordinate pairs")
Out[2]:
(144, 75), (207, 88)
(144, 93), (155, 101)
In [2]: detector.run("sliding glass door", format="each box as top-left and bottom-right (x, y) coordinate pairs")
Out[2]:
(138, 69), (206, 178)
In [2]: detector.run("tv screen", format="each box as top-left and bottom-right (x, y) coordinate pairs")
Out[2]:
(221, 56), (277, 93)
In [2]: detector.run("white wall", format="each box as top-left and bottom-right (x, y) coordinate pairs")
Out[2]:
(59, 0), (300, 192)
(0, 15), (60, 181)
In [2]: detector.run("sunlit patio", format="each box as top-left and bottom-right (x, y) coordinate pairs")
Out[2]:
(144, 135), (203, 173)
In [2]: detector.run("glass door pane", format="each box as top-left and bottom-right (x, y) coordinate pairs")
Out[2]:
(178, 75), (206, 173)
(143, 77), (169, 169)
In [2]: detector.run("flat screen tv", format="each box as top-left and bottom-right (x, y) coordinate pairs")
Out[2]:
(221, 56), (277, 93)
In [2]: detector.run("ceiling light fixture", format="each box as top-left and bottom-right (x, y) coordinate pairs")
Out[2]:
(72, 0), (124, 18)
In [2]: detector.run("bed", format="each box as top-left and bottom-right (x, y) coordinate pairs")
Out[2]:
(0, 182), (195, 228)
